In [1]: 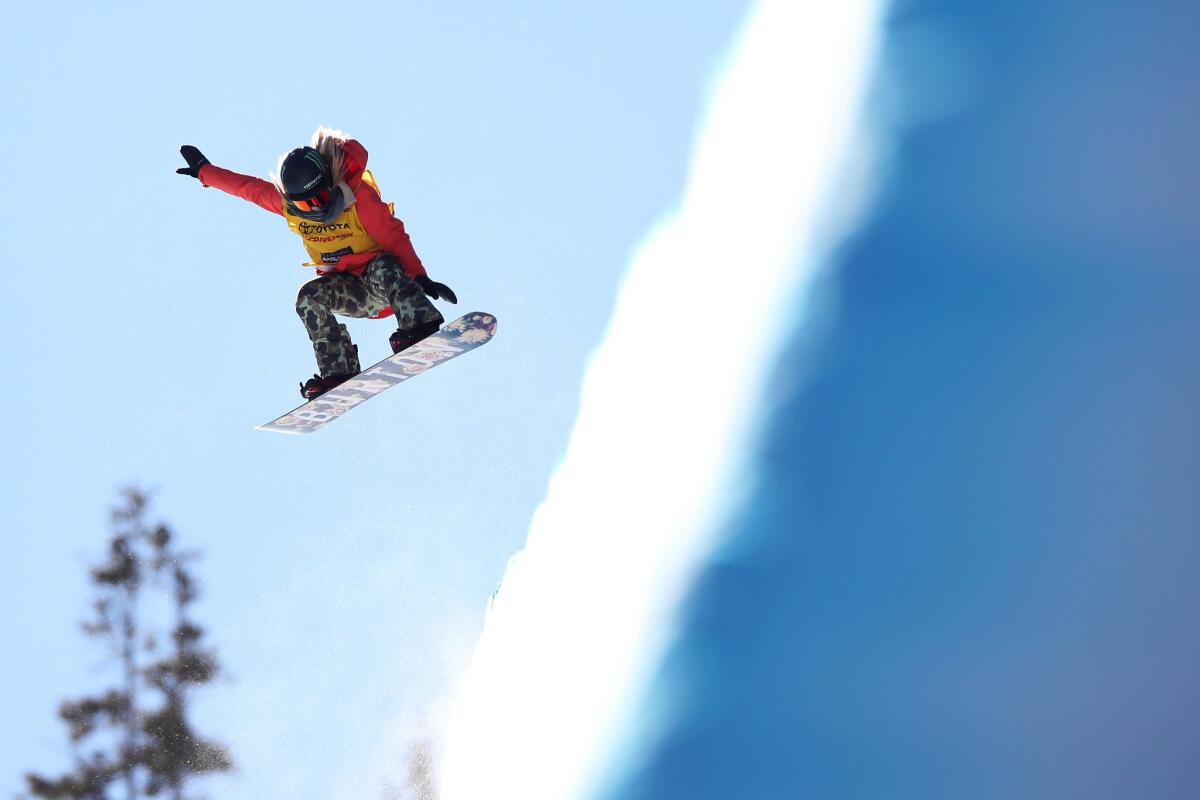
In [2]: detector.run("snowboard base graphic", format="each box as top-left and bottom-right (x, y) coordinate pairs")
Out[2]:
(257, 312), (497, 435)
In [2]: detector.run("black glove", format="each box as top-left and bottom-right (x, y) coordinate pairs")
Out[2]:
(416, 275), (458, 304)
(176, 145), (211, 179)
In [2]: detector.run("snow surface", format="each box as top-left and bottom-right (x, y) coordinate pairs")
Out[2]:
(605, 2), (1200, 798)
(438, 1), (886, 797)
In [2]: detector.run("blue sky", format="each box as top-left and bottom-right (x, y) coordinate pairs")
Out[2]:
(2, 2), (750, 798)
(15, 3), (1197, 798)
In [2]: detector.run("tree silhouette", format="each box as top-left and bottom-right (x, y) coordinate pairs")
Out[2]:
(383, 736), (438, 800)
(23, 487), (232, 800)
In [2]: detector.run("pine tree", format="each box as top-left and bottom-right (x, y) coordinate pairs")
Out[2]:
(402, 738), (437, 800)
(23, 487), (232, 800)
(383, 737), (438, 800)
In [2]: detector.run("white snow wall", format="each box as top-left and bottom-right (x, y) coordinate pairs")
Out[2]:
(440, 2), (887, 797)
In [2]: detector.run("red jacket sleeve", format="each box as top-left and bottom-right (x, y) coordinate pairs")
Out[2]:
(354, 183), (427, 278)
(340, 140), (369, 189)
(198, 164), (284, 216)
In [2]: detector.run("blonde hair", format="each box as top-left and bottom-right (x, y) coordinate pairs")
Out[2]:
(311, 126), (349, 183)
(272, 126), (351, 194)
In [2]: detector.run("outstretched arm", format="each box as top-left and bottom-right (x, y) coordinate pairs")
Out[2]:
(176, 145), (284, 217)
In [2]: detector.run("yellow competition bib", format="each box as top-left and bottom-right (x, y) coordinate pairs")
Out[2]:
(283, 170), (396, 268)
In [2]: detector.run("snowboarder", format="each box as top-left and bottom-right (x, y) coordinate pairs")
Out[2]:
(175, 127), (457, 400)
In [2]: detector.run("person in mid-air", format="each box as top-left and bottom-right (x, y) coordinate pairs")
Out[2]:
(176, 127), (456, 400)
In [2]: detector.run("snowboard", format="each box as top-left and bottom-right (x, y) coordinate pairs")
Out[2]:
(256, 311), (497, 435)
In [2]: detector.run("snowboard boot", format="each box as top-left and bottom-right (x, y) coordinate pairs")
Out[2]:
(300, 372), (355, 401)
(301, 340), (359, 400)
(389, 318), (443, 354)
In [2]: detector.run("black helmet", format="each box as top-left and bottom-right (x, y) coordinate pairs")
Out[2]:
(280, 146), (332, 206)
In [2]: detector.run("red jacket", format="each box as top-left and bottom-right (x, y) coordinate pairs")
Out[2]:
(197, 139), (427, 281)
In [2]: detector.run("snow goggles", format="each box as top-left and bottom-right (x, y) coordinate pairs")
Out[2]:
(291, 187), (333, 212)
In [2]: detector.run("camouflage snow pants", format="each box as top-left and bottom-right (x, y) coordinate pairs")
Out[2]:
(295, 254), (445, 377)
